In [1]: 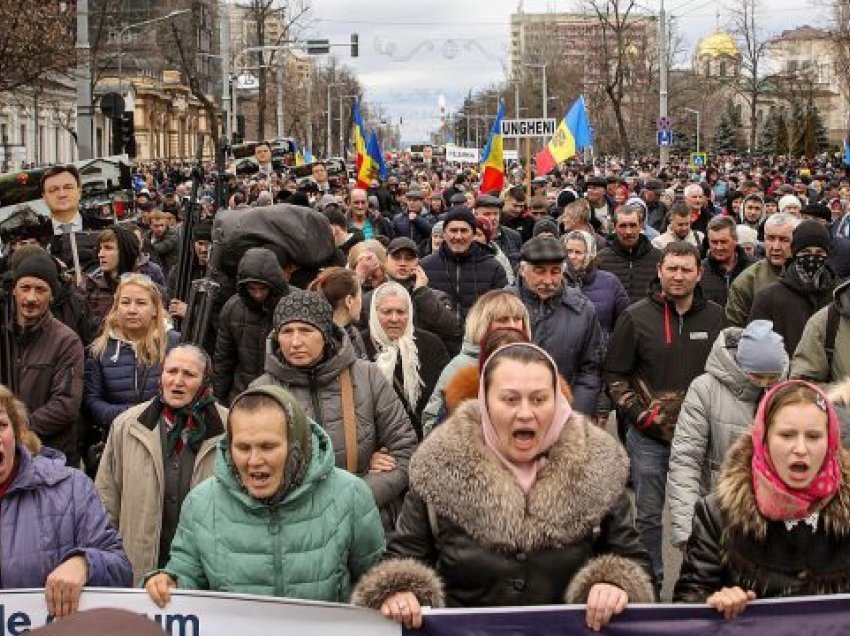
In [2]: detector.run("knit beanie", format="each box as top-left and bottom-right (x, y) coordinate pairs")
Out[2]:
(791, 220), (831, 255)
(475, 216), (493, 243)
(14, 250), (60, 297)
(736, 320), (788, 374)
(778, 194), (802, 213)
(533, 216), (560, 238)
(443, 207), (477, 232)
(272, 289), (336, 346)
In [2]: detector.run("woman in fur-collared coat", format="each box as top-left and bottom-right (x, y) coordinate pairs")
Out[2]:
(675, 380), (850, 619)
(352, 343), (654, 632)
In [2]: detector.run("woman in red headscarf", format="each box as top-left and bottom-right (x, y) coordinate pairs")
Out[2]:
(675, 379), (850, 618)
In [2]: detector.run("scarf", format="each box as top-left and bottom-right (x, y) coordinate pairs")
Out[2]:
(478, 343), (572, 493)
(369, 282), (423, 409)
(160, 383), (217, 457)
(792, 253), (832, 289)
(751, 380), (842, 521)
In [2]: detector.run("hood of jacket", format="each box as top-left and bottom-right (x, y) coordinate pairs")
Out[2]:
(263, 327), (356, 388)
(716, 434), (850, 542)
(739, 193), (765, 226)
(834, 277), (850, 318)
(705, 327), (780, 402)
(7, 445), (70, 496)
(409, 399), (629, 552)
(113, 224), (141, 275)
(213, 420), (334, 510)
(237, 247), (289, 310)
(780, 257), (836, 295)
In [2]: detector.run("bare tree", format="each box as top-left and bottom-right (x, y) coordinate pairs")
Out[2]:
(0, 2), (75, 93)
(830, 0), (850, 136)
(727, 0), (774, 152)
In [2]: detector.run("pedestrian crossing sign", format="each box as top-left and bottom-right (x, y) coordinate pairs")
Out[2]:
(689, 152), (707, 169)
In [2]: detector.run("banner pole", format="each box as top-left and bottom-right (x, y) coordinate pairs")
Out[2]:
(525, 138), (532, 202)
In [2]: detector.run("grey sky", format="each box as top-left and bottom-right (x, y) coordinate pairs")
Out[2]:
(306, 0), (824, 144)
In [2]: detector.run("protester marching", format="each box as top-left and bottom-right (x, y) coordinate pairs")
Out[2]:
(8, 14), (850, 636)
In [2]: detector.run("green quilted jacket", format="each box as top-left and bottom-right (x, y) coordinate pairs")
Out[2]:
(158, 422), (385, 601)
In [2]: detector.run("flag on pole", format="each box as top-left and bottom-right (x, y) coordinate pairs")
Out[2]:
(535, 96), (593, 175)
(479, 101), (506, 194)
(357, 130), (388, 187)
(353, 98), (367, 174)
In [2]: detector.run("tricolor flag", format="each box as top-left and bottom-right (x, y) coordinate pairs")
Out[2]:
(535, 96), (593, 176)
(353, 98), (367, 175)
(479, 101), (506, 194)
(357, 130), (388, 187)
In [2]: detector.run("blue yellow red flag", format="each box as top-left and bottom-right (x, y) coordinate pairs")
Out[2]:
(535, 96), (593, 175)
(479, 101), (506, 194)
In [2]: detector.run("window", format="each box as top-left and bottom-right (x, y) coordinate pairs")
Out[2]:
(19, 124), (26, 145)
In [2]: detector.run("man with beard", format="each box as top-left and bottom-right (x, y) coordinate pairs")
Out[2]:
(726, 213), (800, 327)
(514, 236), (603, 415)
(749, 221), (836, 356)
(738, 193), (765, 240)
(11, 250), (85, 465)
(604, 242), (723, 587)
(360, 237), (460, 354)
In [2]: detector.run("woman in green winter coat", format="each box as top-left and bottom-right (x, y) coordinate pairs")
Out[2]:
(145, 384), (385, 605)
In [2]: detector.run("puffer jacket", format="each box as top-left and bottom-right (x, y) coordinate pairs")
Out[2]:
(667, 328), (786, 547)
(351, 400), (655, 609)
(0, 446), (132, 588)
(83, 331), (181, 431)
(213, 248), (288, 404)
(597, 234), (662, 305)
(421, 340), (479, 435)
(699, 246), (753, 308)
(251, 333), (418, 511)
(95, 399), (227, 584)
(791, 278), (850, 383)
(749, 262), (836, 356)
(515, 279), (603, 415)
(566, 265), (630, 336)
(156, 425), (385, 600)
(674, 433), (850, 601)
(420, 242), (509, 322)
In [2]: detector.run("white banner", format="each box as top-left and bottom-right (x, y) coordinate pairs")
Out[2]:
(504, 150), (519, 162)
(0, 589), (399, 636)
(445, 146), (480, 164)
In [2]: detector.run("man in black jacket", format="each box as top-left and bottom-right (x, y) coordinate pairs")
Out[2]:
(598, 204), (662, 304)
(420, 208), (508, 324)
(604, 241), (723, 586)
(700, 215), (752, 308)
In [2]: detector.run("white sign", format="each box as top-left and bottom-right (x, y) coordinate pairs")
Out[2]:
(500, 118), (557, 138)
(445, 146), (480, 164)
(504, 149), (519, 162)
(0, 589), (400, 636)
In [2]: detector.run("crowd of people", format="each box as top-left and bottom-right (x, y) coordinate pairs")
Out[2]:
(4, 146), (850, 631)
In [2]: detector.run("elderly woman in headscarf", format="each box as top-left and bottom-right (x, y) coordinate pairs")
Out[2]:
(95, 344), (229, 584)
(675, 380), (850, 619)
(251, 289), (418, 529)
(352, 342), (654, 632)
(361, 282), (449, 439)
(563, 230), (629, 340)
(145, 384), (384, 605)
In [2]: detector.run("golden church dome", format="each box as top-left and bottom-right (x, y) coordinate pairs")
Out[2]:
(696, 32), (740, 59)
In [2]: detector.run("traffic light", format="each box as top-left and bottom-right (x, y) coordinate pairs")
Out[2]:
(111, 115), (124, 156)
(121, 111), (136, 157)
(350, 33), (359, 58)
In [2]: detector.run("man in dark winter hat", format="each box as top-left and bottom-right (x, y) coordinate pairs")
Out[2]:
(11, 250), (85, 465)
(750, 220), (836, 355)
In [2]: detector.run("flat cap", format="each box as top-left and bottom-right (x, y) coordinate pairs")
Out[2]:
(520, 236), (566, 264)
(474, 194), (503, 209)
(387, 237), (419, 255)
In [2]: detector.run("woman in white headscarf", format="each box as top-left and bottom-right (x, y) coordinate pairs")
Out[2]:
(362, 282), (450, 439)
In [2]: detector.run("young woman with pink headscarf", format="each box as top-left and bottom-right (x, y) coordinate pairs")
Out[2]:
(352, 342), (654, 632)
(675, 379), (850, 618)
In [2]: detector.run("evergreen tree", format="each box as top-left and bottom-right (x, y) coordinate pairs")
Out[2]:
(711, 101), (745, 155)
(788, 101), (807, 155)
(757, 108), (779, 155)
(810, 104), (830, 153)
(775, 110), (790, 155)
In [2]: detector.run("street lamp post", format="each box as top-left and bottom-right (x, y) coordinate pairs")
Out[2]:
(523, 62), (548, 119)
(684, 107), (701, 153)
(326, 82), (343, 156)
(339, 94), (358, 161)
(117, 10), (191, 98)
